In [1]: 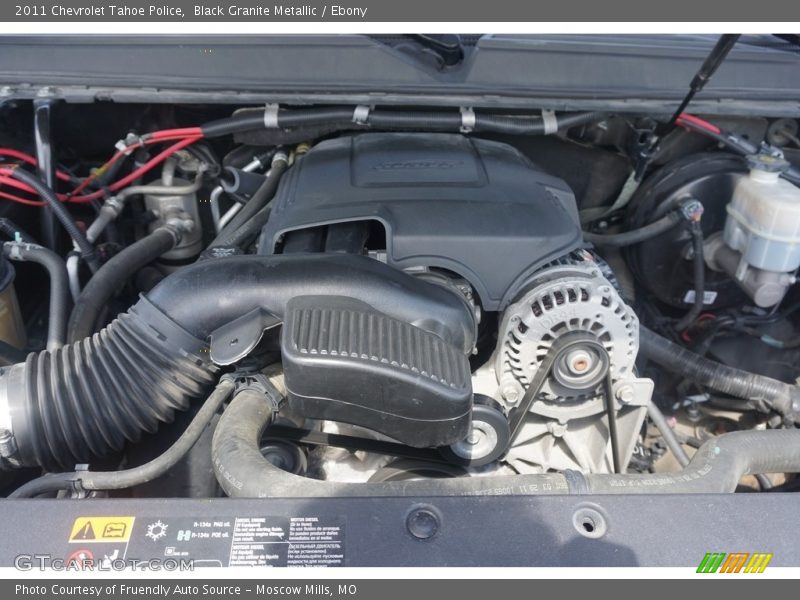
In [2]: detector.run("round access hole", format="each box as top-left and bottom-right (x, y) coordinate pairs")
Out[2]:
(572, 506), (608, 539)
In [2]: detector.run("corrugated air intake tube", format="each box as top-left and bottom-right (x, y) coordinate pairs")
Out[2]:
(0, 254), (476, 471)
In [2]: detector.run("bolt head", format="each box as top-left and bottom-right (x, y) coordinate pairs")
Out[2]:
(546, 421), (568, 438)
(502, 385), (520, 403)
(615, 385), (635, 404)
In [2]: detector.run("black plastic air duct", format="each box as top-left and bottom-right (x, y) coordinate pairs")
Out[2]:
(0, 254), (475, 470)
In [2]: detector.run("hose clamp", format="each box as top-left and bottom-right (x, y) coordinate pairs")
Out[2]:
(541, 109), (558, 135)
(263, 103), (280, 129)
(0, 366), (18, 462)
(163, 213), (195, 243)
(352, 105), (371, 125)
(3, 241), (45, 262)
(224, 372), (283, 409)
(106, 196), (125, 214)
(460, 107), (476, 133)
(4, 241), (23, 261)
(272, 150), (289, 166)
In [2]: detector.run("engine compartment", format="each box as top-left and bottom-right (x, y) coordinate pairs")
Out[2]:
(0, 100), (799, 499)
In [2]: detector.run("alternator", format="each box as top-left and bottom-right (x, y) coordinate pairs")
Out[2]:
(493, 253), (652, 474)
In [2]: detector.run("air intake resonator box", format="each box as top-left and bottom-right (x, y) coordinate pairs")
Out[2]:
(281, 296), (472, 447)
(260, 133), (583, 310)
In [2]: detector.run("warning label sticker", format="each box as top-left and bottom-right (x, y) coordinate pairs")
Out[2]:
(124, 516), (345, 567)
(227, 516), (344, 566)
(69, 517), (135, 543)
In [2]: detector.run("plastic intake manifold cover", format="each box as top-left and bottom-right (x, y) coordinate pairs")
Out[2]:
(280, 296), (473, 447)
(260, 133), (583, 310)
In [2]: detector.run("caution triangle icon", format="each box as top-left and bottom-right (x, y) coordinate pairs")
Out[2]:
(72, 521), (96, 540)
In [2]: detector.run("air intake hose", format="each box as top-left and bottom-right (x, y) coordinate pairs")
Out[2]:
(0, 254), (475, 470)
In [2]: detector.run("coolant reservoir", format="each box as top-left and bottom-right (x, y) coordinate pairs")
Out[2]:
(724, 154), (800, 273)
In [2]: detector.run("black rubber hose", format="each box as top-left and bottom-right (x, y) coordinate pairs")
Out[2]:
(220, 167), (268, 197)
(586, 428), (800, 494)
(201, 108), (604, 138)
(211, 386), (800, 498)
(475, 111), (604, 135)
(639, 326), (800, 419)
(3, 242), (69, 351)
(203, 108), (365, 138)
(66, 227), (178, 343)
(583, 211), (683, 247)
(683, 421), (774, 491)
(219, 205), (271, 250)
(367, 111), (462, 131)
(209, 156), (288, 248)
(674, 221), (705, 332)
(9, 378), (234, 498)
(7, 169), (99, 272)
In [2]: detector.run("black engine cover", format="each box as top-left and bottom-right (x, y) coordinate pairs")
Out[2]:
(260, 133), (582, 310)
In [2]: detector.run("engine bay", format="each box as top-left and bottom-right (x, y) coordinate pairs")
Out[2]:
(0, 99), (799, 500)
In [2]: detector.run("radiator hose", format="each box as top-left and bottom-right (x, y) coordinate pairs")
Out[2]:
(0, 254), (475, 471)
(211, 385), (800, 497)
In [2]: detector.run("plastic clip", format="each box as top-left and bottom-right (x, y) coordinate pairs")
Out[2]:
(263, 103), (280, 129)
(460, 107), (476, 134)
(352, 105), (371, 125)
(541, 109), (558, 135)
(115, 137), (139, 156)
(223, 372), (283, 408)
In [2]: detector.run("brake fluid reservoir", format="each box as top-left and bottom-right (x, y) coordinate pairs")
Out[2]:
(724, 154), (800, 273)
